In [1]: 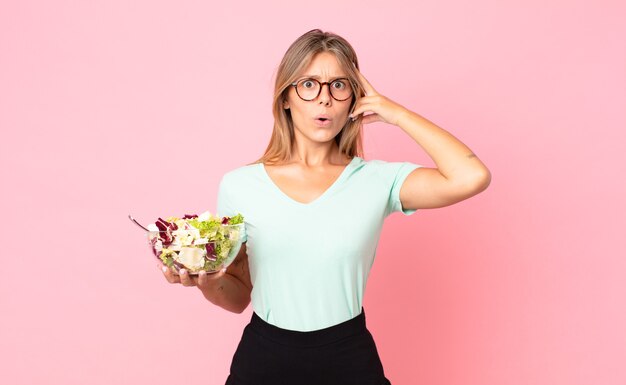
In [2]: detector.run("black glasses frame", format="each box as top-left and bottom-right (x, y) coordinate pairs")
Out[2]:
(290, 78), (354, 101)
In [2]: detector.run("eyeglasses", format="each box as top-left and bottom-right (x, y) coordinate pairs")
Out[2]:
(290, 78), (354, 101)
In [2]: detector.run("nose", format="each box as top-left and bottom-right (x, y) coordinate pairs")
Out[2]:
(318, 83), (332, 106)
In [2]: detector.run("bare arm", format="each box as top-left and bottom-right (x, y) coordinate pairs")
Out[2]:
(207, 242), (252, 313)
(350, 68), (491, 210)
(161, 242), (252, 314)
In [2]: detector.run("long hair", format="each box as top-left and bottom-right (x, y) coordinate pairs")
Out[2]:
(251, 29), (365, 166)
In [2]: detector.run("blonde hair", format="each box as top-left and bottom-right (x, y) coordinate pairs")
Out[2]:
(250, 29), (365, 166)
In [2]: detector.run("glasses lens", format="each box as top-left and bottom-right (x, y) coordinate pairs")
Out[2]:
(328, 79), (352, 101)
(296, 78), (353, 101)
(296, 79), (320, 101)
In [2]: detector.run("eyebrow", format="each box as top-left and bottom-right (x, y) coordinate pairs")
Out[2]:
(298, 74), (348, 80)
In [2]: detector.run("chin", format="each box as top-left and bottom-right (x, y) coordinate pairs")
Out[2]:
(313, 129), (342, 141)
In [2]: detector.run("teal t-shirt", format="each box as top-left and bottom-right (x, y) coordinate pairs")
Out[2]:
(216, 156), (422, 331)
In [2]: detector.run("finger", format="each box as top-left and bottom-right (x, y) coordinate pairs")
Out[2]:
(197, 268), (226, 290)
(197, 270), (209, 288)
(353, 67), (377, 96)
(178, 269), (197, 287)
(161, 264), (181, 284)
(350, 95), (382, 115)
(352, 95), (379, 107)
(361, 113), (383, 125)
(350, 101), (376, 119)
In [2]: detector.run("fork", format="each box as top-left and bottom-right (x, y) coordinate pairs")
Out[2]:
(128, 214), (150, 232)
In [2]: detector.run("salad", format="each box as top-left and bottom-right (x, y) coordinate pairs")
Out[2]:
(147, 211), (245, 274)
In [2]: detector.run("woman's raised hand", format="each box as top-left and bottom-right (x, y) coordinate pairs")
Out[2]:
(159, 263), (226, 291)
(349, 68), (409, 127)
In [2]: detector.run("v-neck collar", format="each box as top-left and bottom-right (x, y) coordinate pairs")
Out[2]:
(260, 157), (359, 207)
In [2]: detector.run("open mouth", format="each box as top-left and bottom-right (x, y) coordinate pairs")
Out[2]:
(314, 117), (332, 126)
(314, 114), (331, 122)
(314, 114), (332, 126)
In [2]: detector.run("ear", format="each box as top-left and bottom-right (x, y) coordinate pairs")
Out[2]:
(283, 99), (290, 109)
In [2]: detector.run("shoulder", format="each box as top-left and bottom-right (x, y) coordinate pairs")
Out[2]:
(354, 157), (417, 173)
(222, 162), (259, 180)
(219, 162), (260, 190)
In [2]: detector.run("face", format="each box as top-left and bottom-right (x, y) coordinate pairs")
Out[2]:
(283, 51), (353, 146)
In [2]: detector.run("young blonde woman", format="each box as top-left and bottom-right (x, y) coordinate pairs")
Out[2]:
(160, 29), (491, 385)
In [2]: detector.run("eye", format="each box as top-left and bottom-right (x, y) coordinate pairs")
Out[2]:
(301, 79), (317, 89)
(331, 80), (347, 90)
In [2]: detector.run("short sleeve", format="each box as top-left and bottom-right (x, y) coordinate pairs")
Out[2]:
(216, 175), (247, 242)
(386, 161), (422, 217)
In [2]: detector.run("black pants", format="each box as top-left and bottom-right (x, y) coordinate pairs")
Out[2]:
(225, 307), (391, 385)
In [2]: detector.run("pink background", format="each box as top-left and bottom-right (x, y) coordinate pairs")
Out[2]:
(1, 1), (624, 384)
